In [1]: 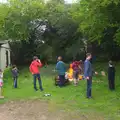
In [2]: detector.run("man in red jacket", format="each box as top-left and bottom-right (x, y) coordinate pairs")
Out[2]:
(29, 56), (43, 91)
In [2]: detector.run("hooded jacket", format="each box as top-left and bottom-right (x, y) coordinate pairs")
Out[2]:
(29, 60), (42, 74)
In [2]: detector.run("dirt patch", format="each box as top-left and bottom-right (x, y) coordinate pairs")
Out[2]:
(0, 100), (104, 120)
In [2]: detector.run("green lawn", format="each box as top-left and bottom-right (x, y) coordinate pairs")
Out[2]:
(1, 63), (120, 120)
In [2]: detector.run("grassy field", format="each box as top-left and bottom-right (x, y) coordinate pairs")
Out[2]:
(0, 63), (120, 120)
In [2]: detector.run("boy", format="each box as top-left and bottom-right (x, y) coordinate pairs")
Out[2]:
(29, 56), (43, 91)
(12, 65), (19, 88)
(108, 61), (115, 90)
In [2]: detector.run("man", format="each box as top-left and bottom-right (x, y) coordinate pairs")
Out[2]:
(29, 56), (43, 91)
(56, 56), (66, 87)
(84, 53), (93, 98)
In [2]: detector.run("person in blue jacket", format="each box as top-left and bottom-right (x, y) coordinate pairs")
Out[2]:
(56, 56), (66, 87)
(84, 53), (93, 98)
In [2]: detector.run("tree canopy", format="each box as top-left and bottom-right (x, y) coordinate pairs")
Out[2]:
(0, 0), (120, 64)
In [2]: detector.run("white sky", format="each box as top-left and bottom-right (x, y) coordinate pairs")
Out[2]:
(0, 0), (75, 4)
(0, 0), (6, 2)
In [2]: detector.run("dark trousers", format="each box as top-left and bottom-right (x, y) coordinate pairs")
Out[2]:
(73, 70), (79, 79)
(59, 75), (65, 87)
(87, 77), (92, 98)
(33, 74), (43, 90)
(108, 79), (115, 90)
(13, 77), (18, 88)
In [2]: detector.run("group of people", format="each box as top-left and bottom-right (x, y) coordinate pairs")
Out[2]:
(0, 53), (116, 99)
(55, 54), (94, 98)
(56, 53), (116, 98)
(56, 56), (83, 86)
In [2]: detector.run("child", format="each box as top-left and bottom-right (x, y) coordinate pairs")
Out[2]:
(0, 69), (4, 98)
(72, 61), (80, 86)
(108, 61), (115, 90)
(12, 65), (19, 88)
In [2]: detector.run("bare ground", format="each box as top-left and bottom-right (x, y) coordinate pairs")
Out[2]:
(0, 100), (104, 120)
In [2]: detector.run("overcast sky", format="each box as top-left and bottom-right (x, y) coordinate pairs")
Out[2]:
(0, 0), (75, 3)
(0, 0), (6, 3)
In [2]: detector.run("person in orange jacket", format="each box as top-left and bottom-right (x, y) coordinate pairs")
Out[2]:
(29, 56), (43, 91)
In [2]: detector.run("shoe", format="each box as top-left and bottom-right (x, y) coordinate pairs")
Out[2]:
(87, 96), (92, 99)
(40, 88), (44, 91)
(34, 88), (38, 91)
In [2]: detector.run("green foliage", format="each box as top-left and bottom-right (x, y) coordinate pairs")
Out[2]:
(1, 0), (120, 62)
(71, 0), (120, 43)
(0, 0), (84, 63)
(4, 0), (45, 40)
(3, 67), (12, 83)
(0, 3), (9, 39)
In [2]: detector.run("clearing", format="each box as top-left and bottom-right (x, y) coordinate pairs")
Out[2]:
(0, 64), (120, 120)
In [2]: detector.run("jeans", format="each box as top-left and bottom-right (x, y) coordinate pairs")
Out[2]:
(108, 79), (115, 90)
(87, 77), (92, 98)
(59, 75), (65, 87)
(33, 74), (43, 91)
(13, 77), (18, 88)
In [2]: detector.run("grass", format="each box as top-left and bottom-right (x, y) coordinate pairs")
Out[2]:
(1, 63), (120, 120)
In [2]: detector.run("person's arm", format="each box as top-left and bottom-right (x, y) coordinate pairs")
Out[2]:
(84, 61), (89, 79)
(63, 62), (67, 71)
(36, 59), (42, 67)
(15, 67), (19, 73)
(17, 69), (19, 73)
(113, 67), (116, 73)
(91, 65), (97, 75)
(11, 69), (13, 74)
(56, 62), (59, 70)
(78, 65), (82, 71)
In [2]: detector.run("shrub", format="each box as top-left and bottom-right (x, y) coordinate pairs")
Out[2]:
(3, 67), (12, 84)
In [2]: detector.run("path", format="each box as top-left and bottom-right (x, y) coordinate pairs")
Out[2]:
(0, 100), (104, 120)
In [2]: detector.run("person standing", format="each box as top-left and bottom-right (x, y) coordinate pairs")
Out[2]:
(56, 56), (66, 87)
(84, 53), (93, 99)
(0, 69), (4, 98)
(29, 56), (43, 91)
(108, 61), (115, 90)
(72, 60), (81, 86)
(12, 65), (19, 88)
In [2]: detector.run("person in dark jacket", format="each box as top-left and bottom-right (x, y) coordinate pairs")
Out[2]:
(108, 61), (115, 90)
(84, 53), (97, 98)
(12, 65), (19, 88)
(84, 53), (93, 98)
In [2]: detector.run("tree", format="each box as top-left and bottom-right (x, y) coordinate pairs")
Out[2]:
(71, 0), (120, 43)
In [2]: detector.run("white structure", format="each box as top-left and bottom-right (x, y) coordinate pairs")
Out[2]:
(0, 41), (11, 70)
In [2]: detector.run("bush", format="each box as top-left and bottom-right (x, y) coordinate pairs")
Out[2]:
(3, 67), (12, 83)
